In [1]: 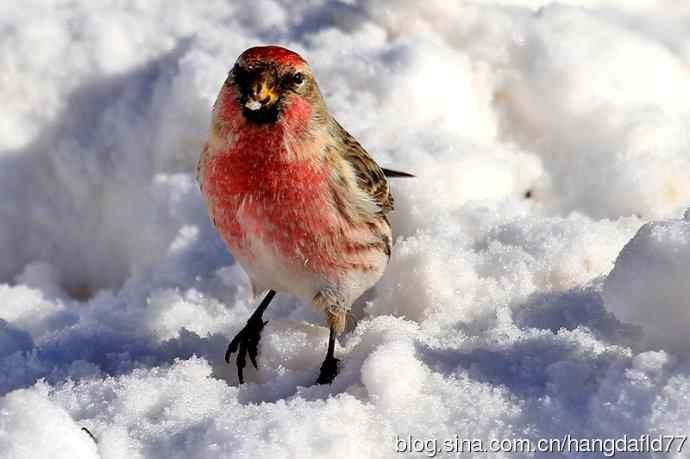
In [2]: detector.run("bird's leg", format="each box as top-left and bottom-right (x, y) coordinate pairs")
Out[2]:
(316, 325), (340, 385)
(226, 289), (276, 384)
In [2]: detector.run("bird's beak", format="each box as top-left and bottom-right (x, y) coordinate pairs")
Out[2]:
(244, 78), (278, 111)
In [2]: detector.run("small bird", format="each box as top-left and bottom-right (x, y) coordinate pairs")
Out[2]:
(197, 45), (412, 385)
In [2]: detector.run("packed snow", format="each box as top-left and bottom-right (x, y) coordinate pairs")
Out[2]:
(1, 1), (690, 458)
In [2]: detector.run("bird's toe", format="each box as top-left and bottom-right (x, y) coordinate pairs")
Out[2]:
(225, 317), (267, 384)
(316, 356), (340, 385)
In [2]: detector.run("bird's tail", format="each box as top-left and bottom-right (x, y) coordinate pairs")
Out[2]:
(382, 168), (414, 178)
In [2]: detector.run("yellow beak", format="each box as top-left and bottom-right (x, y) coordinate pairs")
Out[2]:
(245, 79), (278, 111)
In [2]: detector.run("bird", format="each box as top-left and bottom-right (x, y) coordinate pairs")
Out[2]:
(197, 45), (413, 385)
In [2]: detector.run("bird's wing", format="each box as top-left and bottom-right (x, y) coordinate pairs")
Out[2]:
(329, 119), (395, 215)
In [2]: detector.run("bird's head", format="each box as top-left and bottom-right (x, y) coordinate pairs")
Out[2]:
(223, 46), (325, 126)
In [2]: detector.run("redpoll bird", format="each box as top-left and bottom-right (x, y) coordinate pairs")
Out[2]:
(197, 45), (412, 385)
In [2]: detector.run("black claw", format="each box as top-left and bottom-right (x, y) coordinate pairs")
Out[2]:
(316, 356), (340, 385)
(225, 335), (240, 363)
(225, 315), (267, 384)
(236, 341), (246, 384)
(248, 343), (259, 369)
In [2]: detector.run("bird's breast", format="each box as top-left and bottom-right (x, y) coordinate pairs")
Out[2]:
(201, 143), (346, 276)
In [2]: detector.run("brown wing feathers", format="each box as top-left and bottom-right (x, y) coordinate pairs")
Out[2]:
(330, 119), (411, 215)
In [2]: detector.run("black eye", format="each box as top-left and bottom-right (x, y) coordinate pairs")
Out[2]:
(292, 72), (304, 85)
(230, 64), (252, 87)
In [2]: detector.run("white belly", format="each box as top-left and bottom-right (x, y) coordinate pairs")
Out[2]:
(236, 230), (323, 301)
(235, 228), (388, 310)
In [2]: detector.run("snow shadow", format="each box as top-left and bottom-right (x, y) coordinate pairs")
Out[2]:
(0, 37), (197, 297)
(416, 286), (642, 410)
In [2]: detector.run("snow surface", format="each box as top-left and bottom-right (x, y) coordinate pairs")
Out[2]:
(1, 1), (690, 458)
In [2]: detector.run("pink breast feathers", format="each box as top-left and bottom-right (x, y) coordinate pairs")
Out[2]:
(202, 144), (352, 278)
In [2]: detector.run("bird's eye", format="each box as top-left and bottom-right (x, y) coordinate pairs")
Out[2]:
(280, 72), (305, 91)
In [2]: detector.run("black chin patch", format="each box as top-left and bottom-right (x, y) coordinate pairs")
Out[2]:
(242, 104), (279, 124)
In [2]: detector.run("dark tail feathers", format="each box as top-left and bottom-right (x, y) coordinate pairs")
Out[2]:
(382, 168), (414, 178)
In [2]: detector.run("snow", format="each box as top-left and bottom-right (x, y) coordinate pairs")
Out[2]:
(1, 1), (689, 458)
(603, 214), (690, 356)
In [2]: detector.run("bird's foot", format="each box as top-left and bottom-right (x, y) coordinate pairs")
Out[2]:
(316, 355), (340, 385)
(225, 315), (267, 384)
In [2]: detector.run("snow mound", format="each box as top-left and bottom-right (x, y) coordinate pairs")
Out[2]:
(603, 212), (690, 356)
(0, 386), (98, 459)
